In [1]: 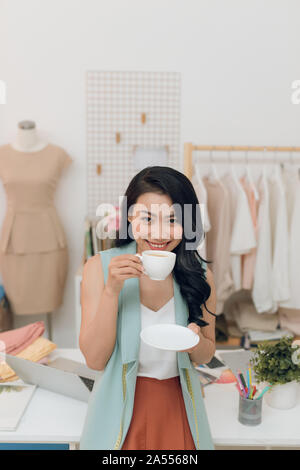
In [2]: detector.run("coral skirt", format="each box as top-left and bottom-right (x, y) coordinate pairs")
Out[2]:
(122, 375), (196, 450)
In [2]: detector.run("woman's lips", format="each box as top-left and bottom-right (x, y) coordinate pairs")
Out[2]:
(145, 240), (170, 250)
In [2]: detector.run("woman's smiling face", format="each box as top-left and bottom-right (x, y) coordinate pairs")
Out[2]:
(128, 192), (183, 254)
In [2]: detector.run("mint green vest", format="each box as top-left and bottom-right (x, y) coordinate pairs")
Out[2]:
(79, 240), (214, 450)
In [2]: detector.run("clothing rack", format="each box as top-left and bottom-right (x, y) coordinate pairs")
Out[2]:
(183, 143), (300, 180)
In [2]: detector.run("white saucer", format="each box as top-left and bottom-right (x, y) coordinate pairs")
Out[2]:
(140, 324), (200, 351)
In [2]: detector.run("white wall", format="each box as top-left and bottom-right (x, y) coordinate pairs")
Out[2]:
(0, 0), (299, 347)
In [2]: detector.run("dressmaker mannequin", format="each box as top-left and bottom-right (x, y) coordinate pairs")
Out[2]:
(11, 121), (52, 341)
(11, 121), (48, 153)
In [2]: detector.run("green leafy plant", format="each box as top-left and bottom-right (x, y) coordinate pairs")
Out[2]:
(250, 336), (300, 387)
(0, 385), (26, 394)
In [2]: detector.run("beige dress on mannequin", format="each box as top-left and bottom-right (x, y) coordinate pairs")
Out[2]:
(0, 143), (72, 315)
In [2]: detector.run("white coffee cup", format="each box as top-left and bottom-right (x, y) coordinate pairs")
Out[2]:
(135, 250), (176, 281)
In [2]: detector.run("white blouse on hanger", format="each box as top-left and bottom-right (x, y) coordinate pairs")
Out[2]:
(268, 173), (290, 304)
(280, 169), (300, 309)
(192, 171), (211, 259)
(222, 173), (256, 292)
(252, 171), (277, 314)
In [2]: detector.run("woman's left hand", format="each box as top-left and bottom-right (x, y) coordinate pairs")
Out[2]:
(179, 323), (201, 353)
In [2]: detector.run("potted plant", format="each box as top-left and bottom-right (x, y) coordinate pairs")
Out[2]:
(250, 336), (300, 410)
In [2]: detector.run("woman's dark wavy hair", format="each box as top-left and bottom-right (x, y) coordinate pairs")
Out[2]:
(115, 166), (216, 328)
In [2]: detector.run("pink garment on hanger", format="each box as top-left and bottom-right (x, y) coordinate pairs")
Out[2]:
(0, 321), (45, 355)
(240, 176), (259, 290)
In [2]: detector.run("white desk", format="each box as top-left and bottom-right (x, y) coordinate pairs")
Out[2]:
(1, 348), (299, 449)
(0, 349), (89, 449)
(205, 382), (300, 449)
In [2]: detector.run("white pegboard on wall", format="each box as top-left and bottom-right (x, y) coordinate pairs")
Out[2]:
(86, 70), (181, 217)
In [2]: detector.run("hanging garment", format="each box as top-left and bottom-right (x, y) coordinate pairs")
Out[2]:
(79, 240), (214, 450)
(268, 173), (290, 305)
(283, 167), (298, 226)
(191, 174), (211, 259)
(0, 144), (72, 315)
(252, 172), (277, 314)
(203, 176), (233, 315)
(191, 174), (211, 232)
(221, 173), (256, 292)
(239, 176), (259, 290)
(279, 169), (300, 316)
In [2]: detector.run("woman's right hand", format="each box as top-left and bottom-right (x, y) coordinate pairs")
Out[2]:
(105, 254), (145, 296)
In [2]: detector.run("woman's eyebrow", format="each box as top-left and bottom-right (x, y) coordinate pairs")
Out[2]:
(139, 210), (175, 217)
(140, 210), (152, 215)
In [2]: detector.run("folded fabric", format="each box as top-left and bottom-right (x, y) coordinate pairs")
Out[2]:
(224, 290), (279, 337)
(0, 321), (45, 355)
(0, 336), (57, 382)
(235, 298), (279, 333)
(278, 307), (300, 335)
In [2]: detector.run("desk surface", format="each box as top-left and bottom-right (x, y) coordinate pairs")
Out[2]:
(0, 349), (88, 444)
(206, 382), (300, 448)
(1, 348), (300, 447)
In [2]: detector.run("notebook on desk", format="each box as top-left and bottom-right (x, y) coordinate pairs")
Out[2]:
(0, 383), (36, 431)
(218, 349), (257, 380)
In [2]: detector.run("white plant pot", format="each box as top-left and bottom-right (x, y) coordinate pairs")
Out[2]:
(265, 380), (299, 410)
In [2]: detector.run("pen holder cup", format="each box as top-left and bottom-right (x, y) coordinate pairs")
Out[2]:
(238, 394), (263, 426)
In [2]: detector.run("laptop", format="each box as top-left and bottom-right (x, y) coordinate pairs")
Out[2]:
(1, 353), (102, 403)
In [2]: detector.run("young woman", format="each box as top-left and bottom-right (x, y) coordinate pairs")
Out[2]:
(79, 166), (217, 450)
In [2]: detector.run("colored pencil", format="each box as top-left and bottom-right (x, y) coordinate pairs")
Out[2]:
(247, 369), (250, 391)
(255, 386), (270, 400)
(235, 383), (243, 397)
(236, 374), (246, 397)
(238, 370), (247, 390)
(248, 366), (252, 387)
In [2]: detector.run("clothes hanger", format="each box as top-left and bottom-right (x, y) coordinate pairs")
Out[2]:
(228, 145), (242, 189)
(194, 163), (211, 233)
(272, 148), (285, 195)
(261, 147), (268, 181)
(295, 148), (300, 180)
(208, 147), (220, 181)
(195, 163), (207, 196)
(244, 148), (259, 201)
(289, 147), (300, 180)
(290, 149), (295, 173)
(284, 149), (294, 181)
(228, 146), (237, 179)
